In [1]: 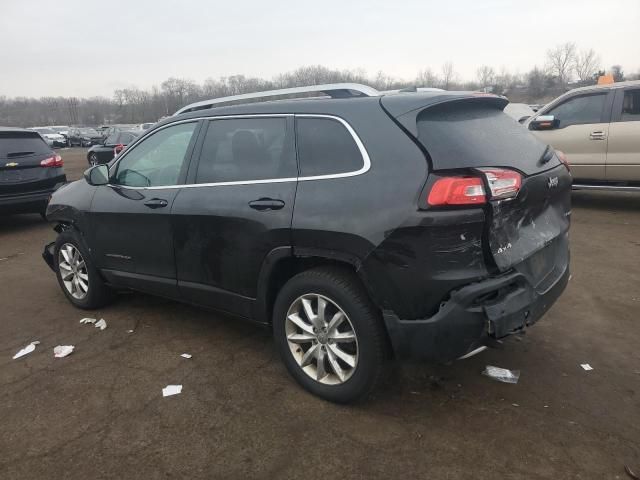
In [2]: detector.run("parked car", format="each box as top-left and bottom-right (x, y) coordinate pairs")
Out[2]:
(30, 127), (67, 147)
(42, 83), (571, 403)
(87, 130), (140, 165)
(99, 125), (138, 141)
(67, 127), (103, 147)
(1, 127), (66, 217)
(137, 122), (155, 131)
(526, 80), (640, 190)
(49, 126), (71, 144)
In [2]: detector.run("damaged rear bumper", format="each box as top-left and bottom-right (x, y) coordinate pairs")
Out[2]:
(382, 260), (570, 362)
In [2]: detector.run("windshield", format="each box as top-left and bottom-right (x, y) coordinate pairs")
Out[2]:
(80, 128), (99, 135)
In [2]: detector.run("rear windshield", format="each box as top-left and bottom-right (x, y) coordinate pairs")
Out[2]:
(0, 132), (51, 158)
(416, 102), (549, 175)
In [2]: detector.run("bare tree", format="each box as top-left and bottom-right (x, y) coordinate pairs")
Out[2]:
(415, 68), (439, 88)
(546, 42), (577, 87)
(441, 62), (457, 90)
(574, 48), (600, 83)
(476, 65), (495, 89)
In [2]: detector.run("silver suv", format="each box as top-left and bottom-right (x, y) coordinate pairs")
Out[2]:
(526, 80), (640, 190)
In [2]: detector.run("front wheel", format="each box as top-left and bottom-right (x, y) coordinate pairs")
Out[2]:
(54, 230), (113, 309)
(88, 153), (98, 166)
(273, 267), (389, 403)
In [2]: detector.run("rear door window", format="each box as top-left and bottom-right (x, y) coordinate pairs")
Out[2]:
(546, 93), (607, 128)
(0, 132), (51, 158)
(296, 117), (363, 177)
(195, 117), (295, 183)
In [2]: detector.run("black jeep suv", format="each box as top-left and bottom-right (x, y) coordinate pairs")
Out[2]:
(43, 84), (571, 403)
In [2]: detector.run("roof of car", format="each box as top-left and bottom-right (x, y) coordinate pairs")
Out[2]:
(565, 79), (640, 95)
(0, 126), (36, 133)
(160, 90), (507, 130)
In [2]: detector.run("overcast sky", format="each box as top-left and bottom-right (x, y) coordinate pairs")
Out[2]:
(1, 0), (638, 98)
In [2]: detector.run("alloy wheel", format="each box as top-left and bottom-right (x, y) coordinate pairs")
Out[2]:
(89, 154), (98, 166)
(58, 243), (89, 300)
(285, 294), (359, 385)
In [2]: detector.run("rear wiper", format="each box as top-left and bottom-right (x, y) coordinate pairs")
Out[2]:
(6, 151), (35, 158)
(540, 146), (554, 165)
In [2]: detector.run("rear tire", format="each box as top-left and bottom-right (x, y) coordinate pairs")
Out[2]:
(273, 267), (388, 403)
(54, 230), (113, 309)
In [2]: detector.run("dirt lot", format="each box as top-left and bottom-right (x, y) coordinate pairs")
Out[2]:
(1, 148), (639, 479)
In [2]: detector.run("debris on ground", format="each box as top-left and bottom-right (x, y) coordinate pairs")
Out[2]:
(625, 465), (640, 480)
(482, 365), (520, 384)
(79, 318), (96, 324)
(12, 341), (40, 360)
(53, 345), (74, 358)
(126, 330), (134, 334)
(94, 319), (107, 330)
(580, 363), (593, 371)
(180, 353), (192, 359)
(162, 385), (182, 397)
(512, 403), (520, 407)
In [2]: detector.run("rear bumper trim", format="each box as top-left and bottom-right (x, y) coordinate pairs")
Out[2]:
(382, 263), (570, 362)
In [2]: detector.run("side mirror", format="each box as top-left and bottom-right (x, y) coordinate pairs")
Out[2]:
(529, 115), (557, 131)
(84, 164), (109, 186)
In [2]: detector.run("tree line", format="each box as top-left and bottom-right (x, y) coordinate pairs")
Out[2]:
(0, 42), (637, 128)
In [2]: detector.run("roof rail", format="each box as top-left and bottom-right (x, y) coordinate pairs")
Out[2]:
(174, 83), (379, 115)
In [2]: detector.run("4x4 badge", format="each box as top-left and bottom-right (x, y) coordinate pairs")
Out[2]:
(548, 176), (559, 188)
(5, 162), (19, 167)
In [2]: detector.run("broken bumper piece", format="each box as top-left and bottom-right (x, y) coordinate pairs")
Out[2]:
(382, 263), (570, 362)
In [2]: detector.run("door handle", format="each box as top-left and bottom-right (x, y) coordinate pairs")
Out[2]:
(143, 198), (168, 209)
(248, 198), (285, 211)
(589, 131), (606, 140)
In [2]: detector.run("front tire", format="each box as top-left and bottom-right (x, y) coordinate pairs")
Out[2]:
(54, 230), (113, 309)
(88, 153), (98, 166)
(273, 267), (388, 403)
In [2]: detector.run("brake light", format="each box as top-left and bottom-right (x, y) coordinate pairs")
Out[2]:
(477, 168), (522, 199)
(428, 177), (486, 205)
(556, 150), (570, 171)
(40, 154), (63, 167)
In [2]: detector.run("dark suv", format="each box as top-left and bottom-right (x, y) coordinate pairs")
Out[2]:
(1, 127), (66, 217)
(42, 84), (571, 403)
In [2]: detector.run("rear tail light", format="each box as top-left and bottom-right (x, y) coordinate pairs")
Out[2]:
(427, 168), (522, 206)
(428, 177), (486, 205)
(40, 154), (63, 167)
(477, 168), (522, 199)
(556, 150), (570, 171)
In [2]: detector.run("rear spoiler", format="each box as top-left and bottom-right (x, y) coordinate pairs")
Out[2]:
(380, 92), (509, 137)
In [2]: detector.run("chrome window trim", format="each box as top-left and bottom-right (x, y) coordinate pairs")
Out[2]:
(107, 114), (370, 190)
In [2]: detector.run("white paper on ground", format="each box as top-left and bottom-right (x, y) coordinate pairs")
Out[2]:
(482, 365), (520, 384)
(126, 330), (134, 333)
(80, 318), (97, 324)
(162, 385), (182, 397)
(13, 341), (40, 359)
(580, 363), (593, 371)
(54, 345), (74, 358)
(94, 319), (107, 330)
(180, 353), (192, 359)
